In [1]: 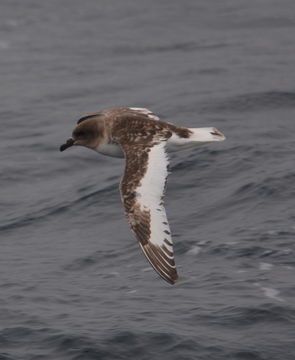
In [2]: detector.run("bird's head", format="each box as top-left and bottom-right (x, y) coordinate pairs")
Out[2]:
(60, 114), (104, 152)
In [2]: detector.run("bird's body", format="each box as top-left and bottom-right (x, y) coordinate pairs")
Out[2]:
(60, 107), (225, 284)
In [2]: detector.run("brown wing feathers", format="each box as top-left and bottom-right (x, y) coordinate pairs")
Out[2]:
(112, 117), (179, 284)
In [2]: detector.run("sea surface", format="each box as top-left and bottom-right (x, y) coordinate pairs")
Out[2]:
(1, 0), (295, 359)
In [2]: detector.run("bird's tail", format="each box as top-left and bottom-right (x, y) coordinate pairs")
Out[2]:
(188, 127), (226, 144)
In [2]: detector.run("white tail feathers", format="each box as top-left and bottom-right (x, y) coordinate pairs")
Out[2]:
(189, 127), (225, 143)
(166, 127), (225, 153)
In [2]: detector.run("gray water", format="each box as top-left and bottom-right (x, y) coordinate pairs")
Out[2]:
(1, 1), (295, 359)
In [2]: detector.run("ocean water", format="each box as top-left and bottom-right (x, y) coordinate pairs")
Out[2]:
(1, 0), (295, 359)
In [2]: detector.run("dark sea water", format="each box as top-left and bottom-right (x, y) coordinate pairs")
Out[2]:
(1, 0), (295, 359)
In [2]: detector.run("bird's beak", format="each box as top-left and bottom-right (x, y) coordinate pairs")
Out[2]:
(60, 138), (75, 152)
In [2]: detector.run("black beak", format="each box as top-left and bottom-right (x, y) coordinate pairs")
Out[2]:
(60, 138), (75, 152)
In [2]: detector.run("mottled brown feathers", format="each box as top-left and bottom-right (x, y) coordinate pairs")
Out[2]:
(104, 112), (179, 284)
(68, 107), (182, 284)
(166, 123), (193, 138)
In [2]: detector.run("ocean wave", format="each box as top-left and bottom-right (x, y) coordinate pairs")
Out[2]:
(212, 304), (295, 326)
(1, 326), (293, 360)
(200, 90), (295, 113)
(111, 41), (228, 57)
(0, 183), (118, 232)
(233, 172), (295, 200)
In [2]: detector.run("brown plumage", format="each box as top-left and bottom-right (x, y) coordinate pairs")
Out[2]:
(60, 107), (225, 284)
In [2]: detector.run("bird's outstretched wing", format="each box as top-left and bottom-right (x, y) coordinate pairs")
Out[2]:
(113, 119), (178, 284)
(77, 107), (160, 126)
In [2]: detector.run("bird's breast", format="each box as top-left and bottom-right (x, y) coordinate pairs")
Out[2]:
(95, 141), (124, 158)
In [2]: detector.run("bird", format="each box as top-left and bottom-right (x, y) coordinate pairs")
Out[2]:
(60, 107), (225, 285)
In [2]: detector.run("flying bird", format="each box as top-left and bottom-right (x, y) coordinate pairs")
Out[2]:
(60, 107), (225, 284)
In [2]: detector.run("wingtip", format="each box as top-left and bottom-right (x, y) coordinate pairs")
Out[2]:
(167, 272), (179, 285)
(155, 269), (178, 285)
(139, 242), (179, 286)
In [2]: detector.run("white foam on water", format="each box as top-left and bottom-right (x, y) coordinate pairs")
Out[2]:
(141, 267), (153, 272)
(261, 287), (284, 302)
(259, 262), (273, 271)
(197, 240), (208, 246)
(126, 290), (137, 294)
(284, 266), (293, 270)
(186, 245), (201, 255)
(225, 241), (238, 245)
(281, 249), (293, 255)
(261, 249), (274, 256)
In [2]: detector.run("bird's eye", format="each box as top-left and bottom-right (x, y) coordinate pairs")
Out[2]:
(74, 130), (86, 137)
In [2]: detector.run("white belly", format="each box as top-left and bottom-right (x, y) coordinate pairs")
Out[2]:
(95, 141), (124, 158)
(95, 137), (203, 158)
(94, 127), (224, 158)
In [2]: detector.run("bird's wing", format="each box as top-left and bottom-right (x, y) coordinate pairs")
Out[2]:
(116, 125), (178, 284)
(77, 107), (159, 127)
(126, 107), (160, 121)
(102, 107), (160, 122)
